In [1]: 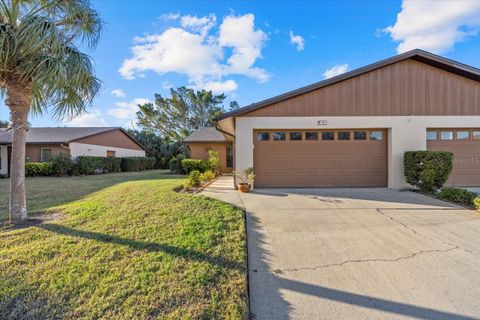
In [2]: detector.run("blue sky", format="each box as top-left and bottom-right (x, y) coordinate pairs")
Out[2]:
(2, 0), (480, 128)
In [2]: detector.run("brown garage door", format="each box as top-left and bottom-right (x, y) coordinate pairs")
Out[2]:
(427, 128), (480, 187)
(253, 129), (388, 188)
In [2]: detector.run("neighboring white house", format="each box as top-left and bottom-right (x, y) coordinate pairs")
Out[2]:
(0, 127), (146, 176)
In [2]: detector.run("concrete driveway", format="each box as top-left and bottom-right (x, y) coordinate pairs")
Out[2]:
(202, 177), (480, 320)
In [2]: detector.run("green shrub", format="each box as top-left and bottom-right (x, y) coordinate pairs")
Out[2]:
(25, 162), (52, 177)
(181, 159), (210, 174)
(208, 150), (221, 176)
(120, 157), (156, 172)
(49, 153), (74, 176)
(404, 151), (453, 192)
(438, 187), (477, 206)
(76, 156), (122, 175)
(200, 170), (216, 182)
(169, 154), (185, 174)
(189, 170), (201, 187)
(474, 197), (480, 210)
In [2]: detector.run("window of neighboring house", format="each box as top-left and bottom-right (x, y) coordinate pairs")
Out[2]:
(305, 132), (318, 140)
(321, 132), (335, 140)
(107, 150), (116, 157)
(256, 132), (270, 141)
(370, 131), (383, 141)
(426, 131), (437, 141)
(338, 132), (351, 140)
(40, 148), (52, 162)
(456, 131), (469, 140)
(440, 131), (453, 140)
(289, 132), (302, 140)
(273, 132), (286, 141)
(354, 131), (367, 140)
(473, 131), (480, 140)
(226, 146), (233, 168)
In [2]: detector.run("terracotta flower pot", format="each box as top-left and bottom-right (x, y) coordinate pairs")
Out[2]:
(238, 183), (251, 193)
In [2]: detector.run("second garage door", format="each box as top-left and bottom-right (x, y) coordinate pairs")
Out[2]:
(253, 129), (388, 188)
(427, 128), (480, 186)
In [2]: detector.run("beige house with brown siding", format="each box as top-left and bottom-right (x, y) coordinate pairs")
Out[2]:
(188, 49), (480, 189)
(0, 127), (146, 176)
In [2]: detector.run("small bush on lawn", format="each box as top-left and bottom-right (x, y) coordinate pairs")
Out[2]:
(208, 150), (221, 176)
(121, 157), (156, 172)
(181, 159), (210, 174)
(474, 197), (480, 210)
(438, 187), (478, 206)
(200, 170), (216, 182)
(169, 154), (185, 174)
(183, 170), (201, 190)
(404, 151), (453, 192)
(50, 153), (74, 176)
(25, 162), (52, 177)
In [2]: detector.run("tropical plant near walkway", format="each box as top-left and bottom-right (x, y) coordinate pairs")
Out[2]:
(0, 0), (102, 222)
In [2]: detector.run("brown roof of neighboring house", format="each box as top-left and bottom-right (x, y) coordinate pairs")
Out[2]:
(184, 127), (227, 143)
(216, 49), (480, 121)
(0, 127), (147, 151)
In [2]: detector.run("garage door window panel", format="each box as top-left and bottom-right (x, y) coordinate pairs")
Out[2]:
(257, 132), (270, 141)
(427, 131), (437, 141)
(456, 131), (470, 140)
(306, 132), (318, 140)
(473, 131), (480, 140)
(290, 132), (302, 141)
(273, 132), (286, 141)
(354, 131), (367, 140)
(440, 131), (453, 140)
(338, 132), (351, 140)
(322, 132), (335, 140)
(370, 131), (383, 141)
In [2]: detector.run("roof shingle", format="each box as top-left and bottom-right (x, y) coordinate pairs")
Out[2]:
(184, 127), (227, 142)
(0, 127), (118, 144)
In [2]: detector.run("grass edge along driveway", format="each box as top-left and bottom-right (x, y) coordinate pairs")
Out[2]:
(0, 171), (248, 319)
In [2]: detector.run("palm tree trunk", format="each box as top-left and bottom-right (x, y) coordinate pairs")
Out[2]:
(6, 82), (31, 223)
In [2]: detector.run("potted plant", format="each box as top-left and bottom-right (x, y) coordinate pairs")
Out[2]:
(235, 167), (255, 192)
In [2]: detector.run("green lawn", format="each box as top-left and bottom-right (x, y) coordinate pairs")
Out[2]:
(0, 171), (247, 319)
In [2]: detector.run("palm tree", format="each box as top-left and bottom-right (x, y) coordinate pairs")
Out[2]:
(0, 0), (102, 223)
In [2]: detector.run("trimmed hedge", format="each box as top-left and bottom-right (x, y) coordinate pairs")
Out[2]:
(181, 159), (210, 174)
(120, 157), (156, 172)
(25, 162), (53, 177)
(438, 187), (477, 206)
(404, 151), (453, 192)
(76, 156), (122, 175)
(50, 153), (74, 176)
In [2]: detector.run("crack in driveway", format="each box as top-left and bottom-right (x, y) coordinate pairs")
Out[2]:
(275, 246), (460, 273)
(271, 207), (474, 274)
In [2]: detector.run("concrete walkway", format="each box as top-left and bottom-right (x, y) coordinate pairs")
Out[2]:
(201, 176), (480, 320)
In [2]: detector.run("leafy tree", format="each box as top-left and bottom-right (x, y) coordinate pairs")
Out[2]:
(137, 86), (235, 142)
(0, 120), (9, 128)
(127, 129), (184, 168)
(0, 0), (102, 222)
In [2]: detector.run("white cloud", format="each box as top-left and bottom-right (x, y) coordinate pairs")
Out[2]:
(108, 98), (151, 120)
(384, 0), (480, 53)
(323, 64), (349, 79)
(110, 88), (126, 98)
(159, 13), (180, 21)
(180, 14), (216, 36)
(120, 13), (269, 93)
(201, 80), (238, 94)
(68, 110), (108, 127)
(289, 31), (305, 51)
